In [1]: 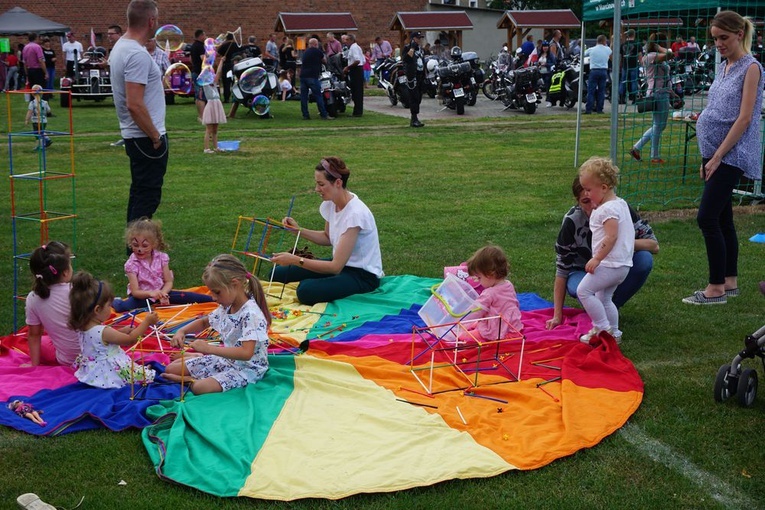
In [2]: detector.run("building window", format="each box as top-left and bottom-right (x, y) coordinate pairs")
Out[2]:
(469, 0), (477, 6)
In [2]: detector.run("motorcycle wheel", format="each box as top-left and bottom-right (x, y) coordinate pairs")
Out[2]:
(396, 85), (410, 109)
(387, 89), (398, 106)
(523, 101), (537, 114)
(427, 88), (436, 99)
(456, 96), (465, 115)
(482, 79), (498, 100)
(326, 102), (338, 118)
(564, 97), (576, 109)
(467, 91), (477, 107)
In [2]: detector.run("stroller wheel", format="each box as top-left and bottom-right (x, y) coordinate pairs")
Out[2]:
(713, 364), (735, 402)
(736, 368), (758, 407)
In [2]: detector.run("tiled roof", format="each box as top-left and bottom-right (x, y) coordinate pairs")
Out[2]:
(275, 12), (357, 33)
(390, 11), (473, 31)
(497, 10), (580, 29)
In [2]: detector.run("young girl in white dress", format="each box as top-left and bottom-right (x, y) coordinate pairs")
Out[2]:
(202, 58), (227, 153)
(69, 271), (159, 389)
(165, 254), (271, 395)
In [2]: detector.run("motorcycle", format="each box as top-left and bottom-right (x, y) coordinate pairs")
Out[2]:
(482, 51), (512, 101)
(435, 47), (478, 115)
(423, 55), (440, 99)
(500, 66), (543, 114)
(229, 56), (278, 112)
(374, 57), (408, 107)
(319, 53), (353, 117)
(60, 46), (111, 107)
(547, 56), (582, 109)
(461, 51), (485, 107)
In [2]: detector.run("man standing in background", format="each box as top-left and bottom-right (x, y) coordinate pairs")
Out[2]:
(343, 33), (364, 117)
(110, 0), (168, 224)
(62, 32), (83, 78)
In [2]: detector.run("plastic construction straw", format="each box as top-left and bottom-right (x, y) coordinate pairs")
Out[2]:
(396, 399), (438, 410)
(456, 406), (467, 425)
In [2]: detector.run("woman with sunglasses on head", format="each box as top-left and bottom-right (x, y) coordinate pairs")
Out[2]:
(545, 176), (659, 330)
(271, 157), (384, 305)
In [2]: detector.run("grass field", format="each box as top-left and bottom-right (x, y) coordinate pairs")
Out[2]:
(1, 92), (764, 510)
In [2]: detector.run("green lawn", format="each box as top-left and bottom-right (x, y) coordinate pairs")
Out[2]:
(0, 93), (763, 509)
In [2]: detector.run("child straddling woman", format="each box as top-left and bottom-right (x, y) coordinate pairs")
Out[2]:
(576, 157), (635, 344)
(459, 245), (522, 341)
(69, 272), (159, 388)
(25, 84), (52, 150)
(23, 241), (79, 367)
(278, 69), (297, 100)
(164, 254), (271, 395)
(202, 58), (227, 154)
(112, 217), (213, 312)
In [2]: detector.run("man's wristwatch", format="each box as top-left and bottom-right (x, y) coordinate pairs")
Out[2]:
(299, 257), (305, 266)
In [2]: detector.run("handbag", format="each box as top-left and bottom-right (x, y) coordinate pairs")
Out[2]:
(635, 94), (655, 113)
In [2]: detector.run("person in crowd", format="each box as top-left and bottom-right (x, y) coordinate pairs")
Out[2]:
(110, 0), (169, 224)
(62, 32), (82, 78)
(22, 33), (47, 90)
(112, 217), (213, 310)
(569, 38), (582, 57)
(403, 31), (425, 128)
(165, 254), (271, 395)
(22, 242), (79, 367)
(629, 32), (674, 163)
(271, 157), (383, 305)
(325, 32), (342, 59)
(300, 37), (332, 120)
(69, 272), (158, 389)
(619, 29), (642, 104)
(16, 43), (26, 89)
(189, 29), (207, 121)
(686, 36), (701, 52)
(145, 38), (170, 74)
(574, 157), (634, 344)
(5, 50), (19, 91)
(278, 69), (297, 100)
(372, 36), (393, 66)
(545, 175), (659, 332)
(423, 43), (431, 56)
(216, 32), (237, 102)
(200, 60), (227, 153)
(521, 35), (535, 60)
(537, 41), (556, 90)
(279, 37), (297, 81)
(683, 11), (763, 305)
(25, 84), (52, 149)
(363, 49), (373, 86)
(344, 34), (364, 117)
(670, 35), (685, 54)
(263, 33), (278, 70)
(243, 35), (261, 58)
(584, 35), (611, 114)
(41, 37), (56, 94)
(549, 29), (565, 60)
(753, 34), (764, 64)
(458, 245), (523, 341)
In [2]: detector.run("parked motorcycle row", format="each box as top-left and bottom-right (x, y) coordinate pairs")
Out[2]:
(374, 46), (485, 116)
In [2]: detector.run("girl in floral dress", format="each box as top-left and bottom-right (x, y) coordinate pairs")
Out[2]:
(165, 254), (271, 395)
(69, 272), (159, 389)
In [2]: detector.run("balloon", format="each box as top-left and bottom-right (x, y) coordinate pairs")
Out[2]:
(250, 95), (270, 116)
(154, 25), (184, 52)
(238, 66), (267, 94)
(164, 62), (192, 95)
(196, 66), (215, 86)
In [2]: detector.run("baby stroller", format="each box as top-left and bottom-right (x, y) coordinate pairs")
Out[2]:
(713, 283), (765, 407)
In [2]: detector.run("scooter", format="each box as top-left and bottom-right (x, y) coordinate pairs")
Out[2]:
(229, 56), (278, 111)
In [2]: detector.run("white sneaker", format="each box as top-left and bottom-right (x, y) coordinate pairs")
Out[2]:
(579, 327), (602, 343)
(110, 139), (125, 147)
(17, 493), (56, 510)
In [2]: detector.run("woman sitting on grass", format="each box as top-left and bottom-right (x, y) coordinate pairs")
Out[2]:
(270, 157), (384, 305)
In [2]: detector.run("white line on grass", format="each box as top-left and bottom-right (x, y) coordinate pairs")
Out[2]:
(619, 422), (756, 509)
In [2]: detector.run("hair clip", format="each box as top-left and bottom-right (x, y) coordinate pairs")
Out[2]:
(49, 265), (58, 275)
(246, 272), (253, 279)
(34, 274), (43, 279)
